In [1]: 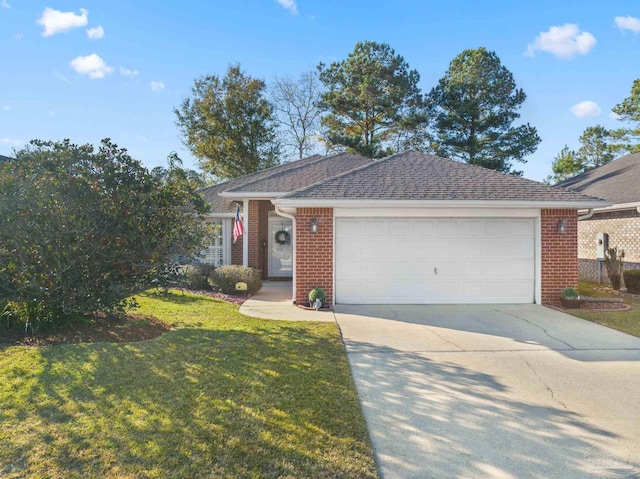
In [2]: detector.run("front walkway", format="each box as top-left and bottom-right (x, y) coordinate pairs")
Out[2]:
(239, 281), (335, 322)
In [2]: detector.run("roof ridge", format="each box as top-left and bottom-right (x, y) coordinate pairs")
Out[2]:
(225, 152), (370, 193)
(282, 151), (607, 203)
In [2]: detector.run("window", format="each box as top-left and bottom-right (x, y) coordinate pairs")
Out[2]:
(201, 219), (230, 266)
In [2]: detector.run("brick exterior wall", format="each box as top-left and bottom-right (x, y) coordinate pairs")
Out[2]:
(295, 208), (333, 305)
(577, 209), (640, 285)
(541, 209), (578, 305)
(231, 225), (243, 265)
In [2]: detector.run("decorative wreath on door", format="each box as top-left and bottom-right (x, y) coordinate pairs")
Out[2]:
(274, 230), (290, 245)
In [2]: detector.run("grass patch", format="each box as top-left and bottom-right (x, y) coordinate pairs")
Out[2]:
(567, 280), (640, 338)
(0, 291), (378, 478)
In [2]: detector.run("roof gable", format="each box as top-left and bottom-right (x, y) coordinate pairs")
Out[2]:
(280, 151), (606, 205)
(558, 152), (640, 204)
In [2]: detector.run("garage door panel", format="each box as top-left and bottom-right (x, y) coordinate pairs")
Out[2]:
(462, 280), (533, 303)
(361, 240), (388, 259)
(465, 259), (534, 279)
(335, 217), (535, 304)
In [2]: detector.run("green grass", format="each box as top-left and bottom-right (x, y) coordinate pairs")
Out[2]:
(567, 280), (640, 338)
(0, 291), (378, 479)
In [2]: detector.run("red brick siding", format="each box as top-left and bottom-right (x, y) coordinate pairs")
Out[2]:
(296, 208), (333, 304)
(247, 200), (277, 279)
(231, 222), (243, 265)
(541, 209), (578, 305)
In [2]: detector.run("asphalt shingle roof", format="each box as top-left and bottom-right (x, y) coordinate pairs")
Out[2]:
(283, 151), (604, 203)
(226, 153), (372, 193)
(199, 154), (323, 213)
(557, 152), (640, 204)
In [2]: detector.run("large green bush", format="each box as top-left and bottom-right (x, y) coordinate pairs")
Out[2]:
(0, 139), (208, 332)
(182, 264), (216, 291)
(623, 269), (640, 294)
(208, 266), (262, 294)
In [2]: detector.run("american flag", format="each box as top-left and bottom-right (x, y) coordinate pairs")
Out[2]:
(233, 206), (245, 242)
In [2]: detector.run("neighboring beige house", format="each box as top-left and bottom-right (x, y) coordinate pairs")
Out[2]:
(559, 152), (640, 284)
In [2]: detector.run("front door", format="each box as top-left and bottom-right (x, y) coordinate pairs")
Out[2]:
(268, 216), (293, 277)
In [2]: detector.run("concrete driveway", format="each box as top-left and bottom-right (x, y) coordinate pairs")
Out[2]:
(335, 304), (640, 479)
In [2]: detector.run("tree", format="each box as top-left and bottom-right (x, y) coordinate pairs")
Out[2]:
(0, 139), (208, 331)
(271, 71), (323, 160)
(428, 47), (540, 174)
(547, 145), (581, 184)
(317, 41), (430, 158)
(611, 78), (640, 154)
(575, 125), (615, 169)
(546, 126), (616, 184)
(175, 64), (280, 180)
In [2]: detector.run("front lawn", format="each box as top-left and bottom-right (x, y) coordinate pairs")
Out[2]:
(0, 291), (378, 479)
(566, 280), (640, 338)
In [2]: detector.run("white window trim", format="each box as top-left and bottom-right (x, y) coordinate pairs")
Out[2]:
(202, 218), (231, 266)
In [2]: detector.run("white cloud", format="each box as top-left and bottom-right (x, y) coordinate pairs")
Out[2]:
(38, 7), (88, 37)
(69, 53), (112, 79)
(86, 25), (104, 40)
(1, 0), (10, 9)
(570, 100), (602, 118)
(526, 23), (596, 59)
(276, 0), (298, 15)
(0, 138), (21, 145)
(610, 111), (623, 120)
(3, 105), (9, 111)
(119, 66), (139, 78)
(150, 81), (165, 92)
(615, 15), (640, 33)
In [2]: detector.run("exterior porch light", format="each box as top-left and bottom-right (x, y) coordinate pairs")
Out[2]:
(310, 218), (318, 234)
(557, 218), (567, 235)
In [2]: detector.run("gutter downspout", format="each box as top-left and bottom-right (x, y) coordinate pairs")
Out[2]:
(637, 207), (640, 215)
(274, 206), (296, 304)
(578, 209), (594, 220)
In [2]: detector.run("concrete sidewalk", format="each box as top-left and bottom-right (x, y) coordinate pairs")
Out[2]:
(239, 281), (335, 322)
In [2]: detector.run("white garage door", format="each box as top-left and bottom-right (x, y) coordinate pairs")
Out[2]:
(335, 217), (535, 304)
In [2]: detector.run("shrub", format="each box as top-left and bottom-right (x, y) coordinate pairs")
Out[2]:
(605, 247), (625, 290)
(561, 287), (579, 300)
(309, 288), (326, 303)
(623, 269), (640, 294)
(208, 265), (262, 294)
(0, 139), (208, 331)
(182, 264), (216, 291)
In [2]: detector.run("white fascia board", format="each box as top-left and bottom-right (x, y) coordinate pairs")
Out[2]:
(273, 198), (612, 209)
(581, 201), (640, 214)
(219, 191), (287, 199)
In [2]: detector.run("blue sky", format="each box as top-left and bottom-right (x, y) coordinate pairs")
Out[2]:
(1, 0), (639, 181)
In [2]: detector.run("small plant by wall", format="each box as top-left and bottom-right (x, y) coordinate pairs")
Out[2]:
(623, 269), (640, 294)
(605, 247), (625, 290)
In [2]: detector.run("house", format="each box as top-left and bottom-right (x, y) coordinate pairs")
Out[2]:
(202, 151), (608, 305)
(558, 152), (640, 284)
(0, 154), (13, 162)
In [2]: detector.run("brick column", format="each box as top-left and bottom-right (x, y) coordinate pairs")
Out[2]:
(295, 208), (334, 304)
(541, 209), (578, 305)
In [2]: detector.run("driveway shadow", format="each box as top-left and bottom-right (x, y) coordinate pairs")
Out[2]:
(347, 343), (635, 479)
